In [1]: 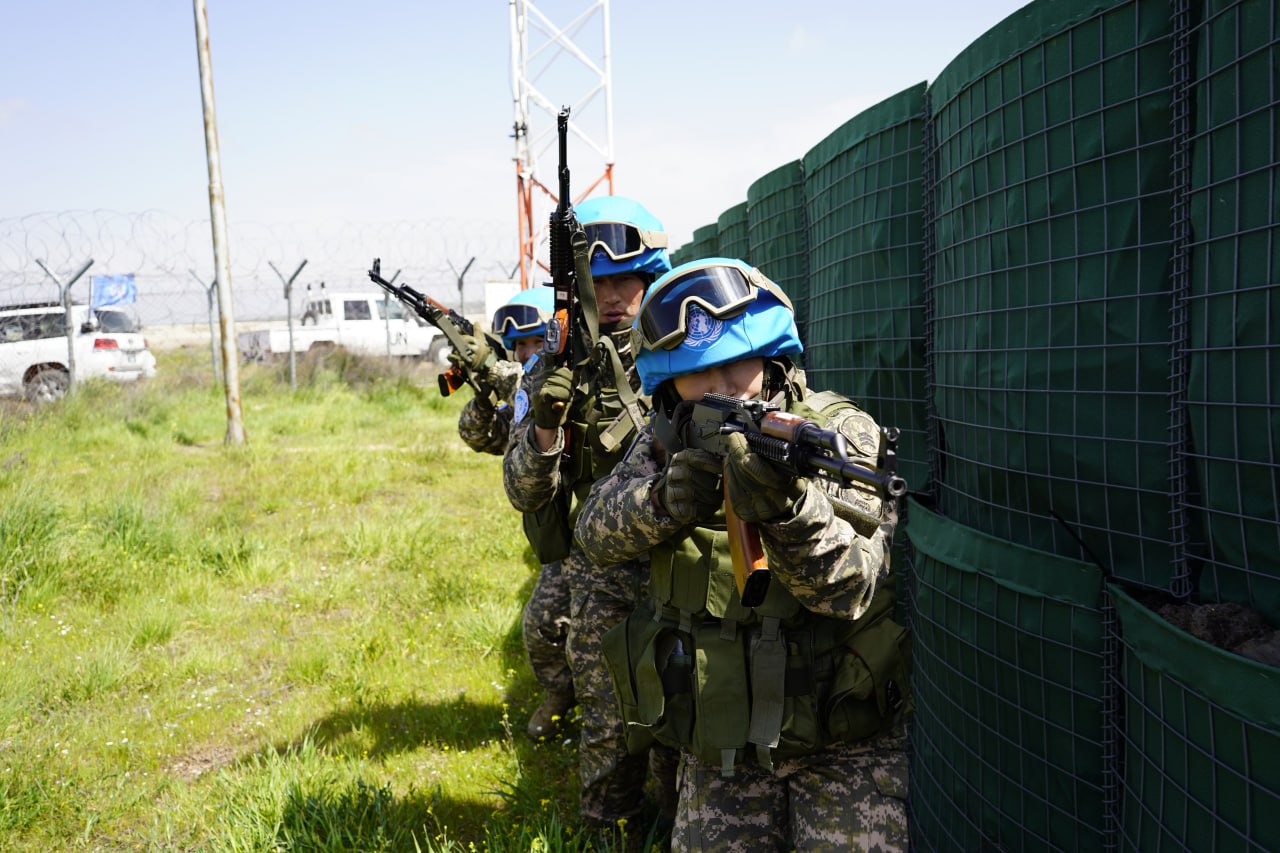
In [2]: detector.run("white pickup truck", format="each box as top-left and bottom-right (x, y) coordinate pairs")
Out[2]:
(237, 291), (444, 361)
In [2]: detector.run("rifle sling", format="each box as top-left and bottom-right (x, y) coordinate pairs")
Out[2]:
(596, 335), (649, 453)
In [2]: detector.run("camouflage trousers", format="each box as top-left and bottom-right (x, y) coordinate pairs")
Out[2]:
(567, 581), (679, 829)
(522, 559), (572, 694)
(672, 732), (909, 853)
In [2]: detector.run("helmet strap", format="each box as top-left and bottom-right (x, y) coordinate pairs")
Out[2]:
(763, 357), (803, 407)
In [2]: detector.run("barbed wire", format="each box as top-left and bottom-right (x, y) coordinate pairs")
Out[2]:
(0, 210), (518, 328)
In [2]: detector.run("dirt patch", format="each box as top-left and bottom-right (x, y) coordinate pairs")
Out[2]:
(169, 742), (237, 781)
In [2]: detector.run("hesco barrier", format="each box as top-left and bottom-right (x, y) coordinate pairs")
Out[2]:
(668, 241), (693, 268)
(1111, 585), (1280, 852)
(927, 0), (1179, 589)
(747, 160), (810, 342)
(906, 499), (1110, 852)
(803, 83), (933, 496)
(687, 223), (720, 263)
(1185, 0), (1280, 626)
(715, 201), (749, 262)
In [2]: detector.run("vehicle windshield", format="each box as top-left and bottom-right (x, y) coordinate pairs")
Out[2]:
(95, 310), (138, 333)
(376, 299), (407, 321)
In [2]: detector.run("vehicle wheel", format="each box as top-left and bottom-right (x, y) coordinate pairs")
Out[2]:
(427, 337), (451, 366)
(24, 366), (70, 404)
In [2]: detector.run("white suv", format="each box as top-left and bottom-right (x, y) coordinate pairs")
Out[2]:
(0, 302), (158, 402)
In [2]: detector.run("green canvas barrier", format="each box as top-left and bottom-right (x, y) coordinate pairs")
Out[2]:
(687, 223), (720, 263)
(1185, 0), (1280, 625)
(927, 0), (1179, 588)
(715, 201), (749, 262)
(905, 498), (1108, 852)
(1111, 585), (1280, 851)
(747, 160), (810, 343)
(802, 83), (932, 495)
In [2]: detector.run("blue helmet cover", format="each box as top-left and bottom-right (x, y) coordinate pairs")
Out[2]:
(634, 259), (802, 395)
(574, 195), (672, 279)
(496, 285), (555, 350)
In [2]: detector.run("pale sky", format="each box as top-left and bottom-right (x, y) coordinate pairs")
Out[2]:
(0, 1), (1031, 301)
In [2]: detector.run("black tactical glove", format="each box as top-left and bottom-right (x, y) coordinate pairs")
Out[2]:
(532, 366), (574, 430)
(653, 448), (724, 525)
(724, 432), (808, 523)
(448, 333), (491, 375)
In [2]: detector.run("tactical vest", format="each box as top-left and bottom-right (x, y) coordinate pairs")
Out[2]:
(601, 391), (912, 776)
(522, 332), (647, 563)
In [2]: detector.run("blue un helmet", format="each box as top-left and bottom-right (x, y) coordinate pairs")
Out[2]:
(574, 196), (672, 280)
(492, 286), (555, 351)
(631, 258), (802, 395)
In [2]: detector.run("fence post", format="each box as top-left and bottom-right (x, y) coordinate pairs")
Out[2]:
(449, 256), (476, 313)
(269, 259), (307, 391)
(189, 269), (220, 384)
(35, 258), (93, 393)
(380, 267), (401, 360)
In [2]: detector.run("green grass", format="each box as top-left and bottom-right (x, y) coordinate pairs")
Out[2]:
(0, 347), (649, 851)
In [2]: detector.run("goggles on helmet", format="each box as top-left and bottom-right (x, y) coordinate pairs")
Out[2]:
(633, 262), (793, 351)
(492, 302), (545, 337)
(583, 221), (669, 262)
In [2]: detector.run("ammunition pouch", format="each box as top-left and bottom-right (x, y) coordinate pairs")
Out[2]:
(603, 595), (911, 775)
(522, 491), (572, 564)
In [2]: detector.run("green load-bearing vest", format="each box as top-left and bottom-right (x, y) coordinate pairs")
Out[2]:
(602, 391), (912, 776)
(522, 333), (647, 563)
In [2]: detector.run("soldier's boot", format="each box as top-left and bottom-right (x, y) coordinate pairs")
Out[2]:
(525, 687), (575, 740)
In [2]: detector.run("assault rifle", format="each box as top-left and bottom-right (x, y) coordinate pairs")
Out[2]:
(367, 258), (497, 397)
(545, 104), (593, 371)
(673, 392), (907, 607)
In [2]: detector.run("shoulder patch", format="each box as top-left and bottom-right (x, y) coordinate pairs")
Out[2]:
(836, 410), (882, 458)
(513, 388), (530, 423)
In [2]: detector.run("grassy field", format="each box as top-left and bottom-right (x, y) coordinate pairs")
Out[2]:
(0, 347), (635, 851)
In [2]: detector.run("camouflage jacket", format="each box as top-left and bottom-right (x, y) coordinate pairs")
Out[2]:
(573, 400), (894, 621)
(502, 332), (650, 597)
(457, 358), (524, 455)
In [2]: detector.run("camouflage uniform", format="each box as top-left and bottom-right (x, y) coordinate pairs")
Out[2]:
(503, 333), (678, 830)
(574, 383), (909, 852)
(457, 358), (523, 454)
(673, 734), (908, 852)
(458, 356), (573, 702)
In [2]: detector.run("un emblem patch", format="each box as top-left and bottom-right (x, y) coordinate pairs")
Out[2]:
(683, 305), (724, 349)
(514, 388), (530, 423)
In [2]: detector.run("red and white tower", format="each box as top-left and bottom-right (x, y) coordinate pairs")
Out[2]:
(509, 0), (615, 289)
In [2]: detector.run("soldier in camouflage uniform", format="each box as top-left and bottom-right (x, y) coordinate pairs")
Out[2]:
(453, 287), (577, 737)
(575, 259), (911, 852)
(503, 196), (680, 845)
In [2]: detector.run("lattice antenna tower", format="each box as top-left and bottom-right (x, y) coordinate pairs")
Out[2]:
(509, 0), (615, 289)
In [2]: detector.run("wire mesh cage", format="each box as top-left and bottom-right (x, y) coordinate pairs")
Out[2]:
(1184, 0), (1280, 626)
(926, 0), (1180, 588)
(803, 83), (932, 496)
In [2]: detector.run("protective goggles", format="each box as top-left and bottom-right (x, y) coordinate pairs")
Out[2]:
(583, 221), (669, 261)
(492, 303), (546, 337)
(633, 263), (793, 351)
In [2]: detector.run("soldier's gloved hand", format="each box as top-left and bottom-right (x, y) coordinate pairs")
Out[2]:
(653, 448), (724, 524)
(724, 432), (808, 523)
(448, 333), (491, 375)
(532, 366), (574, 430)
